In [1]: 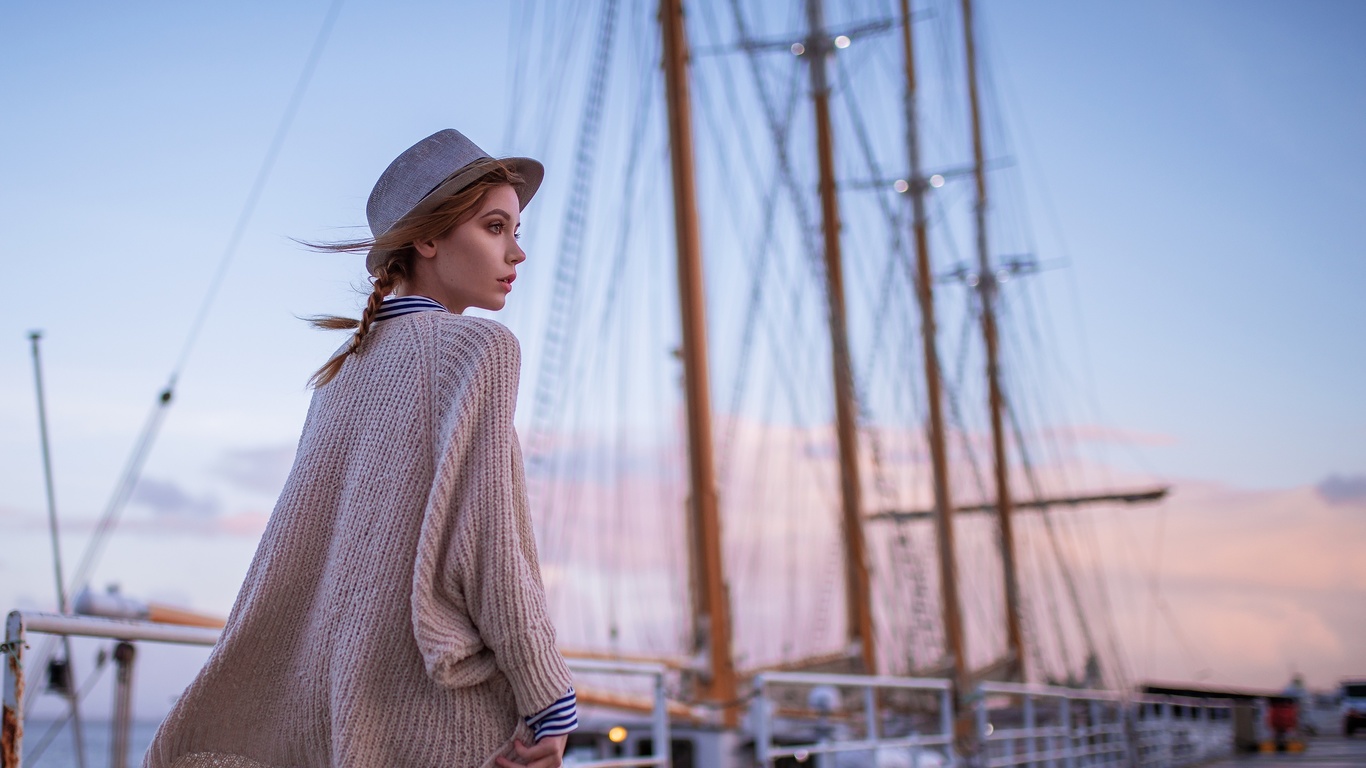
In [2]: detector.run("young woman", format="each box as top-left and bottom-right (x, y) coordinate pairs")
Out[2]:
(145, 130), (577, 768)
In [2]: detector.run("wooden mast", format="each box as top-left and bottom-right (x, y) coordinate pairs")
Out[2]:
(659, 0), (739, 723)
(898, 0), (966, 691)
(804, 0), (877, 674)
(961, 0), (1025, 680)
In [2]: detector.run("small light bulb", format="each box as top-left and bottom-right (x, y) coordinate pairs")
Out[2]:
(791, 42), (806, 56)
(834, 35), (851, 49)
(893, 179), (909, 193)
(929, 174), (945, 188)
(967, 273), (980, 287)
(608, 726), (628, 743)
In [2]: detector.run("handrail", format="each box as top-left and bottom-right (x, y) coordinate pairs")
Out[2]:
(750, 669), (956, 767)
(2, 610), (672, 768)
(0, 610), (1250, 768)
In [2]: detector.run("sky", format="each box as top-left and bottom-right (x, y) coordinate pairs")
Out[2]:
(1, 0), (1364, 723)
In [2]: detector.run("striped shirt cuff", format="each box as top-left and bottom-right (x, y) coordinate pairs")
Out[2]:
(526, 686), (578, 741)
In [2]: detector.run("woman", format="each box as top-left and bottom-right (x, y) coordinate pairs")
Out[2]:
(145, 130), (576, 768)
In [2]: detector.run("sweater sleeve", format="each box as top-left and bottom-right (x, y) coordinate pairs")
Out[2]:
(414, 318), (574, 717)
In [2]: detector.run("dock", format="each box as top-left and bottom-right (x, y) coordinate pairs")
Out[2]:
(1203, 736), (1366, 767)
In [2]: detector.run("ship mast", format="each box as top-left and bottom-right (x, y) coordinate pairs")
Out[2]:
(659, 0), (739, 723)
(804, 0), (876, 674)
(961, 0), (1026, 680)
(898, 0), (966, 690)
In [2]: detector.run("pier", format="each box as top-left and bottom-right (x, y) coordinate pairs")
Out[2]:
(1204, 737), (1366, 768)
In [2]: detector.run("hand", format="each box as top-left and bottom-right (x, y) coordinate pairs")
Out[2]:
(494, 735), (568, 768)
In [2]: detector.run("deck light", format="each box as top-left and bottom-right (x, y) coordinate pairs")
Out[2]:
(834, 35), (851, 49)
(791, 42), (806, 56)
(608, 726), (628, 743)
(929, 173), (945, 188)
(893, 179), (909, 193)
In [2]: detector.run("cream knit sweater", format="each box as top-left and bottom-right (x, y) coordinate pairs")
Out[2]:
(144, 312), (574, 768)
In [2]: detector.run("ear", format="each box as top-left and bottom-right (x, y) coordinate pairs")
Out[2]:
(413, 237), (439, 260)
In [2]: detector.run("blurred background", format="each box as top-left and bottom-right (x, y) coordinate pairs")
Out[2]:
(1, 0), (1362, 746)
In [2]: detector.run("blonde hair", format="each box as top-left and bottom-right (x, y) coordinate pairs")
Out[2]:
(305, 158), (526, 387)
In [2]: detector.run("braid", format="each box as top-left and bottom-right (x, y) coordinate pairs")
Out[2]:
(307, 256), (409, 388)
(350, 262), (398, 355)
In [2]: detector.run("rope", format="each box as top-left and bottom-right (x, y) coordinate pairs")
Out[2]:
(526, 0), (619, 520)
(23, 0), (342, 712)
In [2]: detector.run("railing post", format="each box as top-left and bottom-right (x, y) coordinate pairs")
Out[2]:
(974, 686), (989, 768)
(1162, 700), (1174, 767)
(1124, 701), (1139, 768)
(1046, 693), (1059, 768)
(2, 612), (25, 768)
(110, 642), (136, 768)
(1062, 695), (1075, 768)
(1024, 693), (1036, 767)
(652, 669), (670, 768)
(864, 685), (878, 742)
(1092, 696), (1103, 759)
(752, 675), (770, 767)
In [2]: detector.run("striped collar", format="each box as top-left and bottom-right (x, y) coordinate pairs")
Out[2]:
(374, 294), (449, 324)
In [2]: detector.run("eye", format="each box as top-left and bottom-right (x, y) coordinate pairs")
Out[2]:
(489, 222), (504, 234)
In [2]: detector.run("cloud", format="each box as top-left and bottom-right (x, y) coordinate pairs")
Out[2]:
(213, 445), (295, 496)
(1316, 473), (1366, 506)
(131, 477), (220, 518)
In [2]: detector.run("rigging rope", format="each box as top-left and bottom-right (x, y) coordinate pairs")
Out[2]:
(525, 0), (620, 520)
(66, 0), (343, 596)
(25, 0), (342, 702)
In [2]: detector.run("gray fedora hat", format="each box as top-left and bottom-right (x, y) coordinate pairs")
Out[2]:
(365, 129), (544, 275)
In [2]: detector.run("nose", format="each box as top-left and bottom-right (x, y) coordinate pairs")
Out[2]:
(509, 241), (526, 265)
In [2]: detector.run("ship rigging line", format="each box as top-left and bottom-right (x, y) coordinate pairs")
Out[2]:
(525, 0), (619, 534)
(24, 0), (343, 710)
(72, 0), (343, 593)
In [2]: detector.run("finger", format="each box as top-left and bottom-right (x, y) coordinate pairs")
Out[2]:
(517, 739), (557, 759)
(524, 755), (563, 768)
(493, 757), (520, 768)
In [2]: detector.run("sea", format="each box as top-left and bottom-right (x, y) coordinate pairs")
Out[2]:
(21, 720), (160, 768)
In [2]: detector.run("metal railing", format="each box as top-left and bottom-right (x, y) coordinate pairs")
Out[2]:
(751, 670), (956, 767)
(2, 610), (671, 768)
(1131, 696), (1233, 768)
(558, 658), (671, 768)
(974, 681), (1130, 768)
(4, 609), (1244, 768)
(746, 672), (1240, 768)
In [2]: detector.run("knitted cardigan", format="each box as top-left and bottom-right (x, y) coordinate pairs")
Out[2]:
(144, 312), (574, 768)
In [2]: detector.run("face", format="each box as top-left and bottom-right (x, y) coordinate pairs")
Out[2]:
(408, 184), (524, 313)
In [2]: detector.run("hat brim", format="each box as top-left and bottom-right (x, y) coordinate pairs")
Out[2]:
(365, 156), (544, 275)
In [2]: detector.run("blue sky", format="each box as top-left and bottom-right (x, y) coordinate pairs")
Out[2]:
(1, 0), (1364, 713)
(982, 1), (1366, 488)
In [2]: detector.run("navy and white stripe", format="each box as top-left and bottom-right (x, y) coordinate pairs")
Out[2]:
(526, 687), (578, 741)
(373, 294), (448, 323)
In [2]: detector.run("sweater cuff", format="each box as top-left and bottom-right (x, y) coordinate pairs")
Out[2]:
(525, 687), (578, 741)
(504, 640), (575, 716)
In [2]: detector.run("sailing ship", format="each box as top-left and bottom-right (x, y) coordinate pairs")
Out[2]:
(5, 1), (1181, 766)
(494, 0), (1169, 762)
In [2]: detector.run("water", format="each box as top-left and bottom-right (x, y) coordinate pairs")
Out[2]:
(21, 720), (160, 768)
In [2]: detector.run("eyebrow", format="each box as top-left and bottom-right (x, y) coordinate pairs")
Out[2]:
(481, 208), (514, 221)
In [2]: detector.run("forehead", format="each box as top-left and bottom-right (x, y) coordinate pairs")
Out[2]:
(478, 185), (521, 216)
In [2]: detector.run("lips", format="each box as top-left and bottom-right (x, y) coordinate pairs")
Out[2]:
(498, 274), (515, 292)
